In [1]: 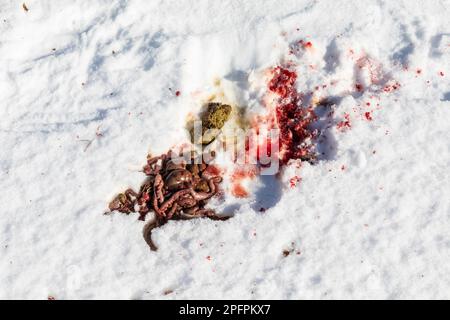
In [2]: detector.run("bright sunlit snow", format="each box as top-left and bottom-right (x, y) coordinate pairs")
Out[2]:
(0, 0), (449, 299)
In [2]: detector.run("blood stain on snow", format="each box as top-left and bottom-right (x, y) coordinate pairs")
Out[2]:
(282, 250), (291, 257)
(297, 39), (312, 48)
(175, 90), (181, 96)
(364, 111), (373, 121)
(303, 41), (313, 49)
(290, 176), (301, 188)
(337, 113), (351, 131)
(355, 83), (363, 92)
(204, 164), (222, 177)
(230, 168), (256, 198)
(383, 81), (401, 93)
(231, 168), (256, 180)
(231, 184), (249, 198)
(266, 66), (317, 164)
(439, 71), (444, 76)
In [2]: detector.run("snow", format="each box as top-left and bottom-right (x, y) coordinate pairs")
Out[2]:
(1, 0), (449, 299)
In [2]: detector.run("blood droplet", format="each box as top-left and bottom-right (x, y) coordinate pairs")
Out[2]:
(355, 83), (363, 92)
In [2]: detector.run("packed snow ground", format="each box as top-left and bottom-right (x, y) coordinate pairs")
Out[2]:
(0, 0), (449, 299)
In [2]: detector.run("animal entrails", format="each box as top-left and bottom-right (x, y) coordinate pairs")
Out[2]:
(108, 150), (229, 251)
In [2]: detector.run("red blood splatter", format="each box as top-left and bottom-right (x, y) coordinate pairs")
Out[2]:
(416, 69), (422, 75)
(337, 113), (351, 131)
(366, 102), (371, 106)
(439, 71), (444, 76)
(231, 184), (248, 198)
(290, 176), (301, 188)
(204, 165), (221, 177)
(175, 91), (181, 96)
(364, 111), (373, 121)
(268, 66), (297, 99)
(341, 165), (345, 171)
(48, 296), (56, 300)
(230, 168), (256, 198)
(355, 83), (363, 92)
(231, 168), (256, 181)
(206, 256), (211, 261)
(249, 135), (273, 164)
(303, 41), (313, 48)
(267, 66), (317, 164)
(383, 81), (401, 93)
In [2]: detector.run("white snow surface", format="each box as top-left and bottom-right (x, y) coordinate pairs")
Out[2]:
(1, 0), (449, 299)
